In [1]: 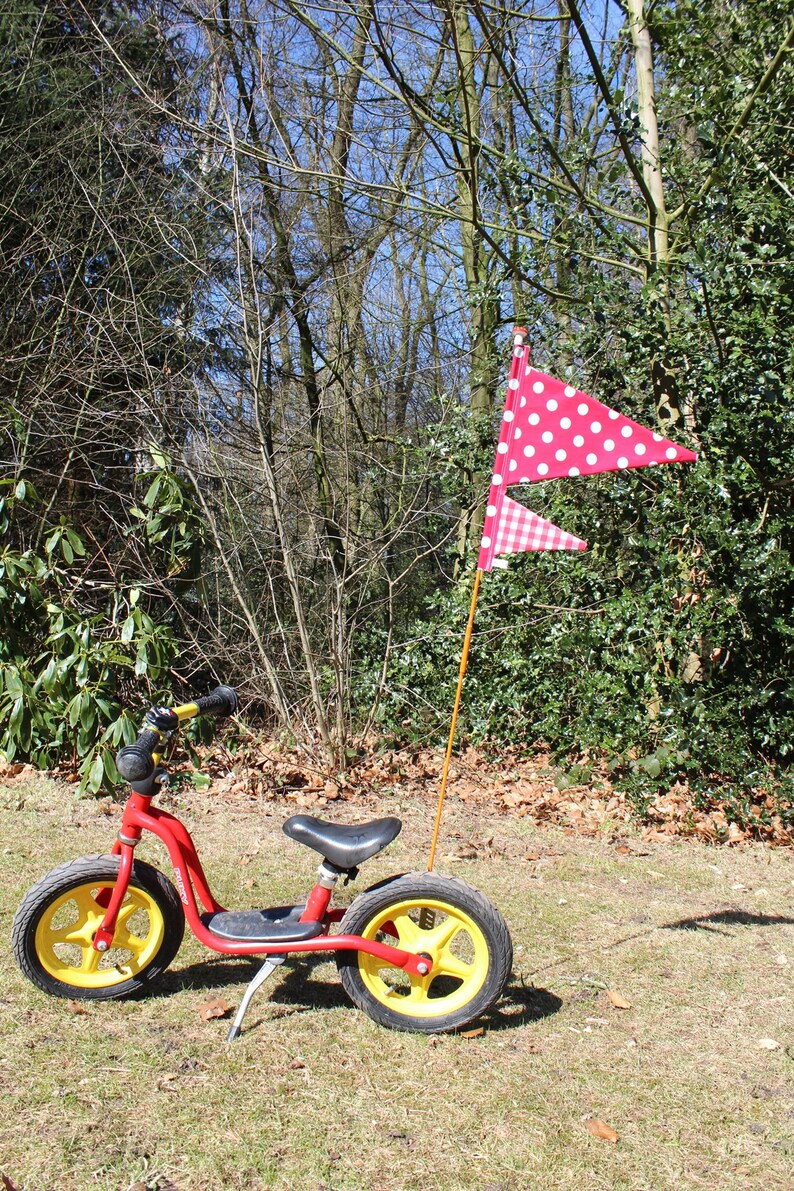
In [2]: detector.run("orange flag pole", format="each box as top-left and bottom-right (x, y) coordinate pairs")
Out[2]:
(427, 567), (483, 871)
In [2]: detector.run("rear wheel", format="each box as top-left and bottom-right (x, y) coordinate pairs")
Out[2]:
(12, 854), (185, 1000)
(336, 873), (512, 1033)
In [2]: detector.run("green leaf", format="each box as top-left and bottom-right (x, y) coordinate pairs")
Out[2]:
(80, 697), (95, 731)
(64, 529), (86, 558)
(88, 751), (106, 794)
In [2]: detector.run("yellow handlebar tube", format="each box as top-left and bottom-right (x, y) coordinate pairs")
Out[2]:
(172, 702), (200, 723)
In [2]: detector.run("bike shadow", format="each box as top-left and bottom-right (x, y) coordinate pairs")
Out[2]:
(663, 909), (794, 935)
(160, 953), (561, 1033)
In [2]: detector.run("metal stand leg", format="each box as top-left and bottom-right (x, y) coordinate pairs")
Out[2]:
(227, 956), (286, 1042)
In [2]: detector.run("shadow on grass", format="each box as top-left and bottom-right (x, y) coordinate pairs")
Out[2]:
(664, 909), (794, 935)
(158, 954), (561, 1033)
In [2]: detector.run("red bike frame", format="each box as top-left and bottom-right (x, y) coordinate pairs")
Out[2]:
(91, 791), (428, 977)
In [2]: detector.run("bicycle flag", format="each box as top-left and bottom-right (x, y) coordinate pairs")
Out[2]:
(477, 335), (697, 571)
(486, 495), (587, 561)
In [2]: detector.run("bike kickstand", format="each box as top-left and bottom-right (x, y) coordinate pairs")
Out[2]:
(227, 955), (286, 1043)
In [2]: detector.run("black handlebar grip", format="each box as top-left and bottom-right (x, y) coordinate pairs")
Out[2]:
(116, 730), (162, 783)
(194, 685), (238, 717)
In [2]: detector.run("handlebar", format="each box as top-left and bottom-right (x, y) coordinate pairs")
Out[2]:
(116, 685), (238, 784)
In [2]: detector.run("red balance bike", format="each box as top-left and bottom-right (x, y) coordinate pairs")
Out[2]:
(12, 687), (513, 1039)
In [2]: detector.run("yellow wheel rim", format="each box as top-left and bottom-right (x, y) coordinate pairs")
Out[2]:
(357, 897), (490, 1019)
(34, 881), (166, 990)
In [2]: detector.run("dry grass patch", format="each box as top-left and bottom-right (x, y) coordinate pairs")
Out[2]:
(0, 777), (792, 1190)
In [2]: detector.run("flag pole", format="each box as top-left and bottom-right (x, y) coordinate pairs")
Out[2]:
(426, 327), (527, 871)
(427, 566), (483, 871)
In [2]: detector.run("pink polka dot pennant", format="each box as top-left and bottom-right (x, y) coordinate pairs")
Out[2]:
(496, 367), (696, 485)
(477, 344), (698, 571)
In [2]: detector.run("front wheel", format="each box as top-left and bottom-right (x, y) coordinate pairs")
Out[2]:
(12, 854), (185, 1000)
(336, 873), (512, 1033)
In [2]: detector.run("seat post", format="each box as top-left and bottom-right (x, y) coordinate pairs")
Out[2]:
(299, 861), (339, 923)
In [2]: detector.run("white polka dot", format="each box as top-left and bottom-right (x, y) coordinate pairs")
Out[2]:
(519, 476), (530, 483)
(508, 378), (519, 390)
(621, 425), (633, 438)
(525, 365), (532, 375)
(573, 435), (585, 448)
(481, 536), (491, 548)
(560, 416), (571, 429)
(617, 457), (629, 468)
(514, 428), (522, 439)
(523, 445), (535, 458)
(577, 403), (589, 416)
(653, 433), (663, 442)
(533, 381), (545, 394)
(555, 449), (567, 461)
(546, 399), (558, 411)
(486, 505), (497, 517)
(590, 421), (602, 434)
(609, 409), (619, 421)
(666, 447), (677, 459)
(603, 439), (615, 451)
(542, 431), (554, 444)
(568, 466), (580, 477)
(492, 474), (503, 485)
(520, 397), (526, 408)
(509, 460), (517, 472)
(504, 410), (514, 423)
(635, 443), (646, 456)
(529, 413), (540, 425)
(586, 453), (598, 465)
(565, 385), (576, 397)
(537, 463), (549, 476)
(497, 442), (508, 454)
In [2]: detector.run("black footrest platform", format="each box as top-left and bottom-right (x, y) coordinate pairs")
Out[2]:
(202, 904), (324, 943)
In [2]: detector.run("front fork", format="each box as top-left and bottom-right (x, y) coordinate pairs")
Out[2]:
(92, 835), (138, 952)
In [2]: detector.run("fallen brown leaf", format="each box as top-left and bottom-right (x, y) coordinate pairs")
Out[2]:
(586, 1118), (619, 1143)
(607, 990), (633, 1010)
(198, 996), (231, 1021)
(460, 1027), (484, 1039)
(66, 999), (89, 1016)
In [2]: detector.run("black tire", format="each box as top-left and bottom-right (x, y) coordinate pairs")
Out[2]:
(12, 854), (185, 1000)
(336, 872), (512, 1033)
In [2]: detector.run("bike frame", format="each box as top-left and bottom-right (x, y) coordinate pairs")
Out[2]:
(92, 790), (428, 978)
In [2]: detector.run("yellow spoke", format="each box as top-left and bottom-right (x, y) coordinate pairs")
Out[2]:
(72, 888), (105, 917)
(422, 915), (463, 954)
(387, 912), (422, 951)
(55, 924), (96, 946)
(111, 925), (146, 954)
(407, 975), (433, 1002)
(435, 952), (473, 981)
(80, 945), (102, 974)
(115, 900), (141, 929)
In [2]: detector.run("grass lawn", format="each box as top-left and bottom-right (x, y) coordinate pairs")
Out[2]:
(1, 773), (792, 1190)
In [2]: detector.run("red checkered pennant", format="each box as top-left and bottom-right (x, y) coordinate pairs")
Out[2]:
(478, 340), (697, 571)
(488, 496), (587, 561)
